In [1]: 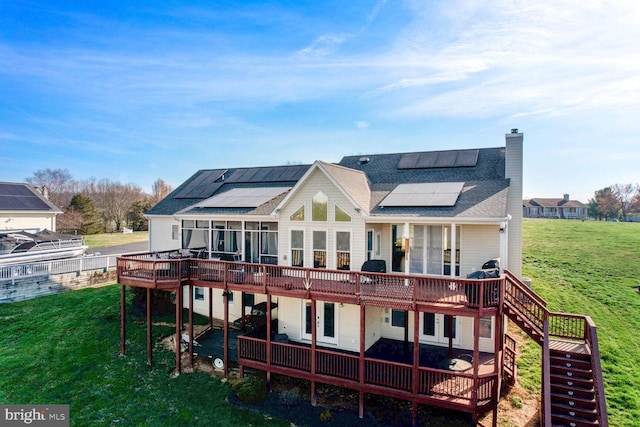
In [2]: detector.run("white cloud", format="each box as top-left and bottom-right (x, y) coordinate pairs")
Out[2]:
(355, 121), (369, 129)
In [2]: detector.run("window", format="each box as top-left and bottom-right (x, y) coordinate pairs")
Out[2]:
(243, 293), (255, 308)
(290, 205), (304, 221)
(172, 224), (179, 240)
(313, 230), (327, 268)
(391, 310), (406, 327)
(479, 316), (493, 339)
(194, 287), (204, 301)
(291, 230), (304, 267)
(367, 230), (373, 261)
(335, 204), (351, 222)
(312, 192), (328, 221)
(336, 231), (350, 270)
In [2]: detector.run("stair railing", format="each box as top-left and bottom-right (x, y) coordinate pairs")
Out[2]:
(586, 316), (609, 427)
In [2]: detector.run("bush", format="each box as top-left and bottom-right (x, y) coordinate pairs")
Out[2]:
(231, 376), (268, 404)
(319, 408), (333, 423)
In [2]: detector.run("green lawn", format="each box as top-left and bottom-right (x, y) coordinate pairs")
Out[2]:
(0, 287), (290, 427)
(518, 219), (640, 427)
(1, 220), (636, 426)
(83, 231), (148, 248)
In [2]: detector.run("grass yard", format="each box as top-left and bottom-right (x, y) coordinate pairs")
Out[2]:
(82, 231), (148, 248)
(518, 219), (640, 427)
(0, 286), (291, 427)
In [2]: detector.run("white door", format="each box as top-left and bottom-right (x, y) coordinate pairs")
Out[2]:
(421, 313), (459, 345)
(302, 300), (338, 345)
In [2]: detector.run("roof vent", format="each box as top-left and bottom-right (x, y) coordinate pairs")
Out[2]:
(510, 128), (519, 134)
(358, 156), (370, 165)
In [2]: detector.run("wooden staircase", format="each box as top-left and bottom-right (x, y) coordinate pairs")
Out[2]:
(548, 342), (599, 426)
(503, 271), (608, 427)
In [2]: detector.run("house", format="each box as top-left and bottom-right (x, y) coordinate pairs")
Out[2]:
(523, 195), (588, 219)
(117, 130), (607, 426)
(0, 182), (62, 232)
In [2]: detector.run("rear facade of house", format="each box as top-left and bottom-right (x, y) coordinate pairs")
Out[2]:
(118, 131), (607, 426)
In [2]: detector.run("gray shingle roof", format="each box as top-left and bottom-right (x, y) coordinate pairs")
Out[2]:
(147, 146), (509, 220)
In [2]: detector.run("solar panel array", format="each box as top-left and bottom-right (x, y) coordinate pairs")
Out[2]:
(397, 149), (478, 169)
(0, 183), (52, 210)
(173, 169), (227, 199)
(380, 182), (464, 207)
(194, 187), (291, 208)
(174, 165), (309, 199)
(224, 165), (309, 183)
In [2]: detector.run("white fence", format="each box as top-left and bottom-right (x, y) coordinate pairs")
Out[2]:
(0, 254), (120, 282)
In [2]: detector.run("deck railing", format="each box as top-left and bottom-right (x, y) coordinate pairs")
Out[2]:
(238, 335), (496, 406)
(117, 255), (503, 310)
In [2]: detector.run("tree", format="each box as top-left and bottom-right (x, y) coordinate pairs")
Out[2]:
(151, 179), (172, 205)
(592, 187), (620, 220)
(67, 194), (103, 234)
(127, 200), (152, 231)
(87, 179), (146, 232)
(611, 183), (639, 222)
(25, 168), (77, 208)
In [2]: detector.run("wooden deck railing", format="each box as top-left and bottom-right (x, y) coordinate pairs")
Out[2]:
(117, 255), (503, 310)
(237, 335), (497, 407)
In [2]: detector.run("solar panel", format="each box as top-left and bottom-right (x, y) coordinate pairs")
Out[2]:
(398, 149), (478, 169)
(0, 183), (52, 210)
(174, 170), (227, 199)
(193, 187), (291, 208)
(379, 182), (464, 207)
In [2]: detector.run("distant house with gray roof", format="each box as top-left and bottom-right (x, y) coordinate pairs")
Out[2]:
(523, 194), (587, 219)
(0, 182), (63, 232)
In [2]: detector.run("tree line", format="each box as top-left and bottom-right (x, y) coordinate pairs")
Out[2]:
(587, 183), (640, 221)
(26, 168), (172, 235)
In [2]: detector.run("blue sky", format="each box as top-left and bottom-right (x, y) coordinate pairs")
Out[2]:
(1, 0), (639, 203)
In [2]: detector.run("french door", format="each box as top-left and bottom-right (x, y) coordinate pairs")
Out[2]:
(302, 300), (338, 345)
(421, 313), (459, 345)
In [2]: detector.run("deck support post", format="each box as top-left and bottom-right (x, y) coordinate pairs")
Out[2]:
(188, 284), (194, 368)
(120, 284), (126, 356)
(358, 303), (365, 419)
(175, 285), (181, 374)
(208, 287), (213, 329)
(412, 308), (420, 427)
(223, 289), (229, 379)
(472, 311), (480, 417)
(146, 287), (152, 365)
(310, 299), (317, 407)
(266, 296), (272, 390)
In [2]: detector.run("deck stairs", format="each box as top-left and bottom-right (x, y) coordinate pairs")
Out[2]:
(503, 271), (608, 427)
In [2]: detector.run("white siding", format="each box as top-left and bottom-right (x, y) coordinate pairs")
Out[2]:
(0, 213), (57, 232)
(459, 224), (500, 276)
(148, 216), (179, 252)
(184, 286), (270, 322)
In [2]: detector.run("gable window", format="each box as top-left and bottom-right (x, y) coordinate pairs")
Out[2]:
(290, 205), (304, 221)
(335, 204), (351, 222)
(291, 230), (304, 267)
(336, 231), (350, 270)
(312, 192), (328, 221)
(313, 230), (327, 268)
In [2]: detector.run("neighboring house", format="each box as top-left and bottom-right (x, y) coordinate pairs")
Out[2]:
(0, 182), (62, 232)
(118, 130), (607, 426)
(523, 194), (587, 219)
